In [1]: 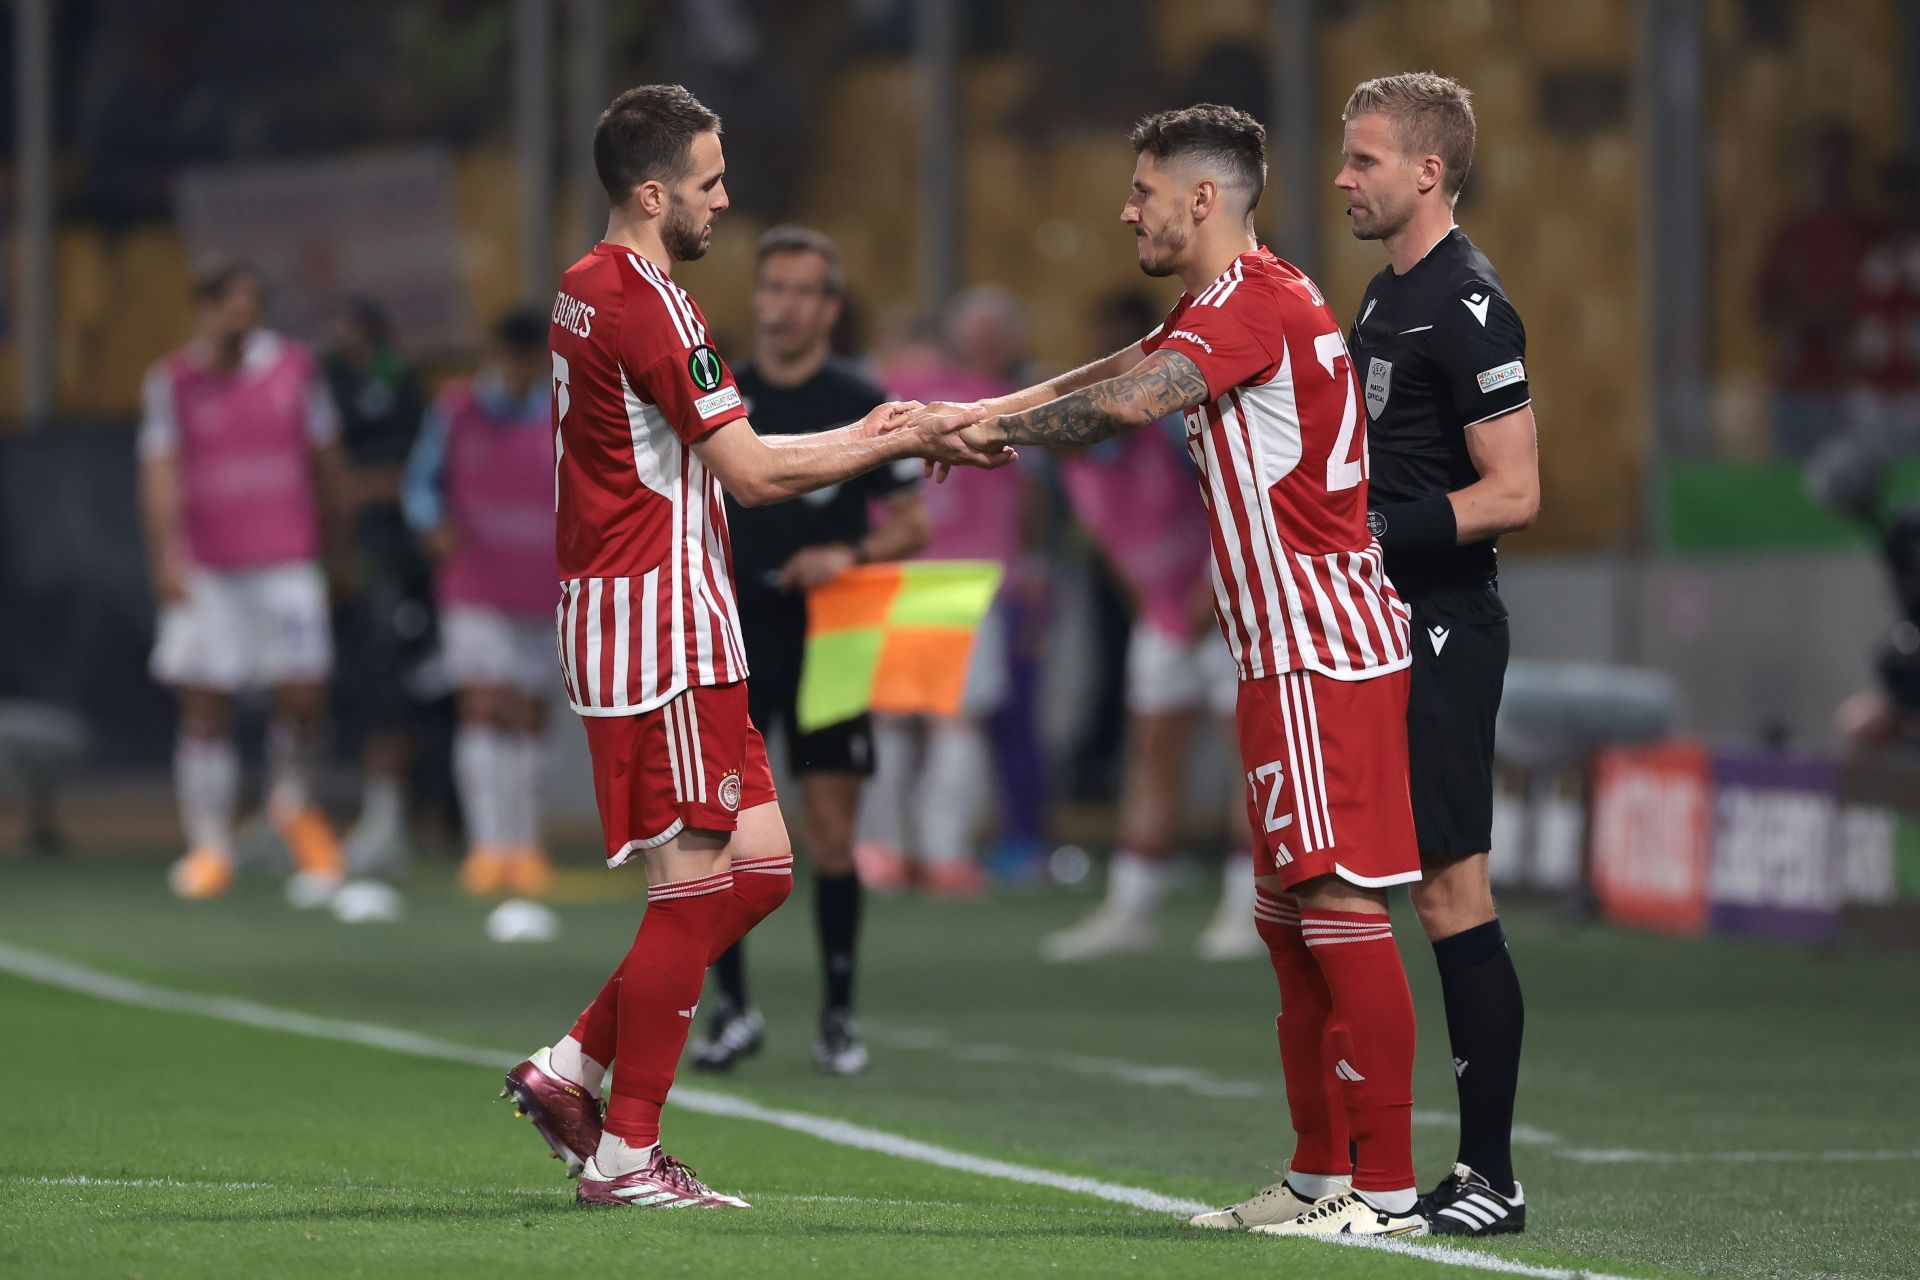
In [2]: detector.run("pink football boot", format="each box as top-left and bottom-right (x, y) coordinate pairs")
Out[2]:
(499, 1047), (603, 1177)
(575, 1149), (750, 1209)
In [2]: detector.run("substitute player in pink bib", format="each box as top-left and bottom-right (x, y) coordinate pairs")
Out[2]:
(139, 258), (350, 902)
(494, 84), (1003, 1210)
(404, 309), (559, 899)
(914, 105), (1427, 1239)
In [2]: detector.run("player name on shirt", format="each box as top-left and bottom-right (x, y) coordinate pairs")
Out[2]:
(1142, 248), (1411, 682)
(548, 244), (752, 717)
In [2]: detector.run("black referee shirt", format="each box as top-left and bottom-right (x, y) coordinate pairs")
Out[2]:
(728, 357), (916, 637)
(1348, 227), (1529, 594)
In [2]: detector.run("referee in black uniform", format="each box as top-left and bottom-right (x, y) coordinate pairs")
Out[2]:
(691, 226), (929, 1076)
(1337, 73), (1541, 1234)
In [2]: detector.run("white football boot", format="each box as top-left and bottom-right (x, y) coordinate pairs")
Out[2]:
(1188, 1165), (1350, 1230)
(1249, 1190), (1429, 1238)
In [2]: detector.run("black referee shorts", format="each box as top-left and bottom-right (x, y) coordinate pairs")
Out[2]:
(1404, 585), (1509, 859)
(743, 623), (876, 779)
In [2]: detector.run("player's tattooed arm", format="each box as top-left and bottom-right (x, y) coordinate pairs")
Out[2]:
(989, 350), (1209, 449)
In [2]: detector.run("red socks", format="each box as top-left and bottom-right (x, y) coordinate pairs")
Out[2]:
(568, 970), (621, 1069)
(565, 854), (794, 1072)
(1254, 890), (1350, 1177)
(603, 869), (734, 1146)
(1299, 906), (1417, 1193)
(709, 854), (793, 961)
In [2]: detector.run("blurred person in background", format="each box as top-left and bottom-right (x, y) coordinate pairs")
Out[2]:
(859, 289), (1040, 897)
(1758, 119), (1877, 458)
(1806, 439), (1920, 749)
(139, 256), (351, 902)
(692, 226), (929, 1077)
(403, 309), (557, 900)
(1847, 157), (1920, 454)
(1044, 292), (1259, 964)
(1339, 72), (1539, 1234)
(323, 298), (434, 876)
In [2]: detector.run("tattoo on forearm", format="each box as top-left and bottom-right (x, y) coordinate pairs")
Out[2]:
(999, 351), (1209, 448)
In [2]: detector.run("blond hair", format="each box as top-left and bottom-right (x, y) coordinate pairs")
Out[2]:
(1343, 72), (1477, 202)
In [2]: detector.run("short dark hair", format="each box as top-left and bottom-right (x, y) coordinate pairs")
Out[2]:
(1343, 72), (1477, 201)
(592, 84), (722, 205)
(495, 307), (548, 352)
(191, 254), (264, 305)
(1129, 104), (1268, 212)
(755, 225), (845, 299)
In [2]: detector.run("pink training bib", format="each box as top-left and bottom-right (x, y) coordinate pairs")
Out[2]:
(437, 378), (558, 618)
(166, 334), (323, 569)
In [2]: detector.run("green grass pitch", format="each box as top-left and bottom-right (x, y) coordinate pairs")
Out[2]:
(0, 853), (1915, 1279)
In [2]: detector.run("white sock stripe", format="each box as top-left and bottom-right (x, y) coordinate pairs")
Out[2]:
(1303, 933), (1394, 947)
(1301, 918), (1394, 930)
(730, 855), (793, 869)
(648, 871), (735, 902)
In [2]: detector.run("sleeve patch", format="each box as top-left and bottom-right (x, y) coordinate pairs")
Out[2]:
(1475, 360), (1526, 394)
(694, 385), (742, 420)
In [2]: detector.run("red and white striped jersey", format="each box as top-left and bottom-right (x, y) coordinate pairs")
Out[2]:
(549, 243), (751, 716)
(1143, 247), (1412, 682)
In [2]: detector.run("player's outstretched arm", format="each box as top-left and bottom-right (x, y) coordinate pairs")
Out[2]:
(985, 349), (1209, 450)
(695, 402), (1002, 507)
(978, 342), (1149, 419)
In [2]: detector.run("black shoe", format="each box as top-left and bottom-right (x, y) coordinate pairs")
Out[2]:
(1421, 1162), (1526, 1235)
(689, 1002), (764, 1072)
(812, 1008), (870, 1076)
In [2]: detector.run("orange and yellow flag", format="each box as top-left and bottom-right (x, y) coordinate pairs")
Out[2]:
(797, 561), (1003, 732)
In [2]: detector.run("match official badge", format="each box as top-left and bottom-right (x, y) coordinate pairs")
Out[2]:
(718, 771), (742, 813)
(687, 344), (724, 392)
(1365, 357), (1392, 420)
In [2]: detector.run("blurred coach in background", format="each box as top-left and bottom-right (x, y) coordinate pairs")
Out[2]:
(693, 226), (929, 1076)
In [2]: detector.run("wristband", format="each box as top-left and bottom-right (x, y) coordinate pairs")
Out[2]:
(1367, 496), (1456, 553)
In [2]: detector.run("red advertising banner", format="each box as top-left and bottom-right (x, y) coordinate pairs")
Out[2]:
(1589, 743), (1714, 935)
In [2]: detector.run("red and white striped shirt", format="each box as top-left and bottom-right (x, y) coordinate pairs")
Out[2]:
(1143, 248), (1411, 682)
(549, 243), (751, 716)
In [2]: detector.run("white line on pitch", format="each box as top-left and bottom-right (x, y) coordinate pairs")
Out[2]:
(866, 1023), (1565, 1144)
(1560, 1147), (1920, 1164)
(0, 941), (1661, 1280)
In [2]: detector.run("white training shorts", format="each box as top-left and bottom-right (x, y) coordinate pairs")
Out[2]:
(441, 604), (559, 697)
(1125, 622), (1238, 718)
(150, 561), (332, 692)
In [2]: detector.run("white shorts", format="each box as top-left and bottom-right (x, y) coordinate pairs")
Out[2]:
(1126, 623), (1238, 717)
(151, 561), (332, 692)
(441, 605), (558, 696)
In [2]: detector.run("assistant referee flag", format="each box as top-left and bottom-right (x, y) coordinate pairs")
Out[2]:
(797, 561), (1003, 732)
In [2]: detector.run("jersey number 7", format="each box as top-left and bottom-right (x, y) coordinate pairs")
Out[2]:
(552, 351), (571, 511)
